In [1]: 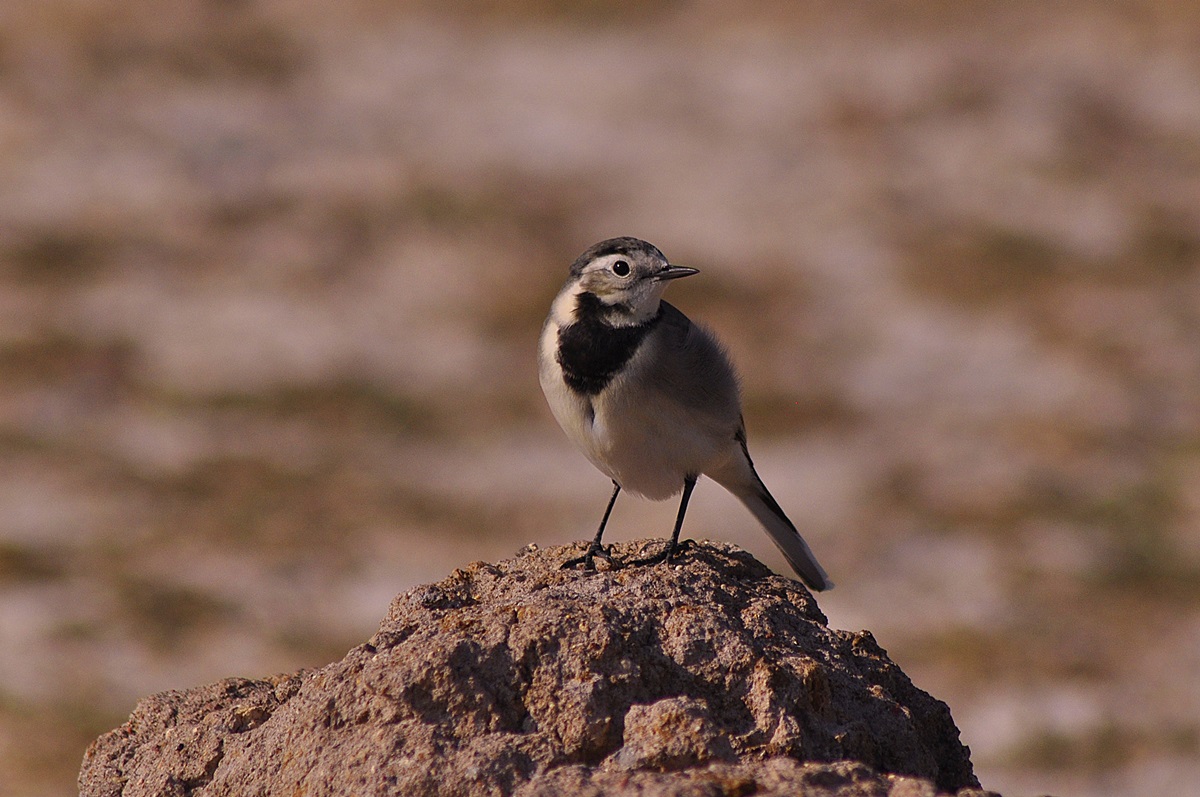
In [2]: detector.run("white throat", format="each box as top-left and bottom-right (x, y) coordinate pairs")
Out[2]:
(550, 281), (663, 328)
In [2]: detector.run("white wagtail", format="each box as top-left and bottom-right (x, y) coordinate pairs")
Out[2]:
(538, 237), (832, 591)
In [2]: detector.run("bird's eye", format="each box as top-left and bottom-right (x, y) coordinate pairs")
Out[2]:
(611, 260), (631, 277)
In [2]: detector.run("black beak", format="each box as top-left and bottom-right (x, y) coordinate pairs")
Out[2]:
(656, 264), (699, 281)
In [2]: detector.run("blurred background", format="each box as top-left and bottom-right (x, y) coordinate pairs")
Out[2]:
(2, 1), (1199, 795)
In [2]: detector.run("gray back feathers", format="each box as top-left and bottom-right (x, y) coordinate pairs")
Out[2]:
(639, 302), (741, 425)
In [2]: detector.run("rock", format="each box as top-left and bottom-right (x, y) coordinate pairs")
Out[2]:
(80, 540), (996, 797)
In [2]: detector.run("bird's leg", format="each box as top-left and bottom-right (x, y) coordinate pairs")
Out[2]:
(562, 480), (621, 570)
(664, 475), (698, 561)
(632, 475), (698, 566)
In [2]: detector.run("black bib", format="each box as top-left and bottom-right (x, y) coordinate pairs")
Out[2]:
(556, 292), (660, 396)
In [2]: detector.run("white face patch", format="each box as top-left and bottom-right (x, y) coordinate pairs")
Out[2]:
(579, 255), (637, 297)
(550, 242), (678, 330)
(576, 259), (668, 325)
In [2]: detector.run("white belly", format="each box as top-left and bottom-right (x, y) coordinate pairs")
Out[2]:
(591, 381), (728, 499)
(539, 322), (727, 500)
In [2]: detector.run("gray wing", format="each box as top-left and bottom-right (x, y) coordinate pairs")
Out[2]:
(639, 301), (742, 429)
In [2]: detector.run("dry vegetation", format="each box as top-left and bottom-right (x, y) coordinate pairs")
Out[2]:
(1, 2), (1199, 795)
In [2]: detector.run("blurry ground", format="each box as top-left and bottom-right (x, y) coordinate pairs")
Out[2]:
(2, 1), (1199, 795)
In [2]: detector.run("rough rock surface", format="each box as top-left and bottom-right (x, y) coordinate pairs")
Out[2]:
(80, 540), (995, 796)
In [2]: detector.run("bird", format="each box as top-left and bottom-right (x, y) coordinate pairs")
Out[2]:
(538, 236), (832, 591)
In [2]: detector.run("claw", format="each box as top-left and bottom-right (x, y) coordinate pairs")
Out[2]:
(628, 538), (695, 567)
(562, 543), (614, 571)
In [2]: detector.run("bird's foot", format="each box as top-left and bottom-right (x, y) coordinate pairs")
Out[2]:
(629, 538), (696, 567)
(561, 542), (614, 571)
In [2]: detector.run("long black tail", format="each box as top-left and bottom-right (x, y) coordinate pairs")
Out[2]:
(737, 473), (833, 591)
(710, 432), (833, 591)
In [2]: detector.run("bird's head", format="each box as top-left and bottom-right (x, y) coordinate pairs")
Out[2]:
(561, 237), (698, 326)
